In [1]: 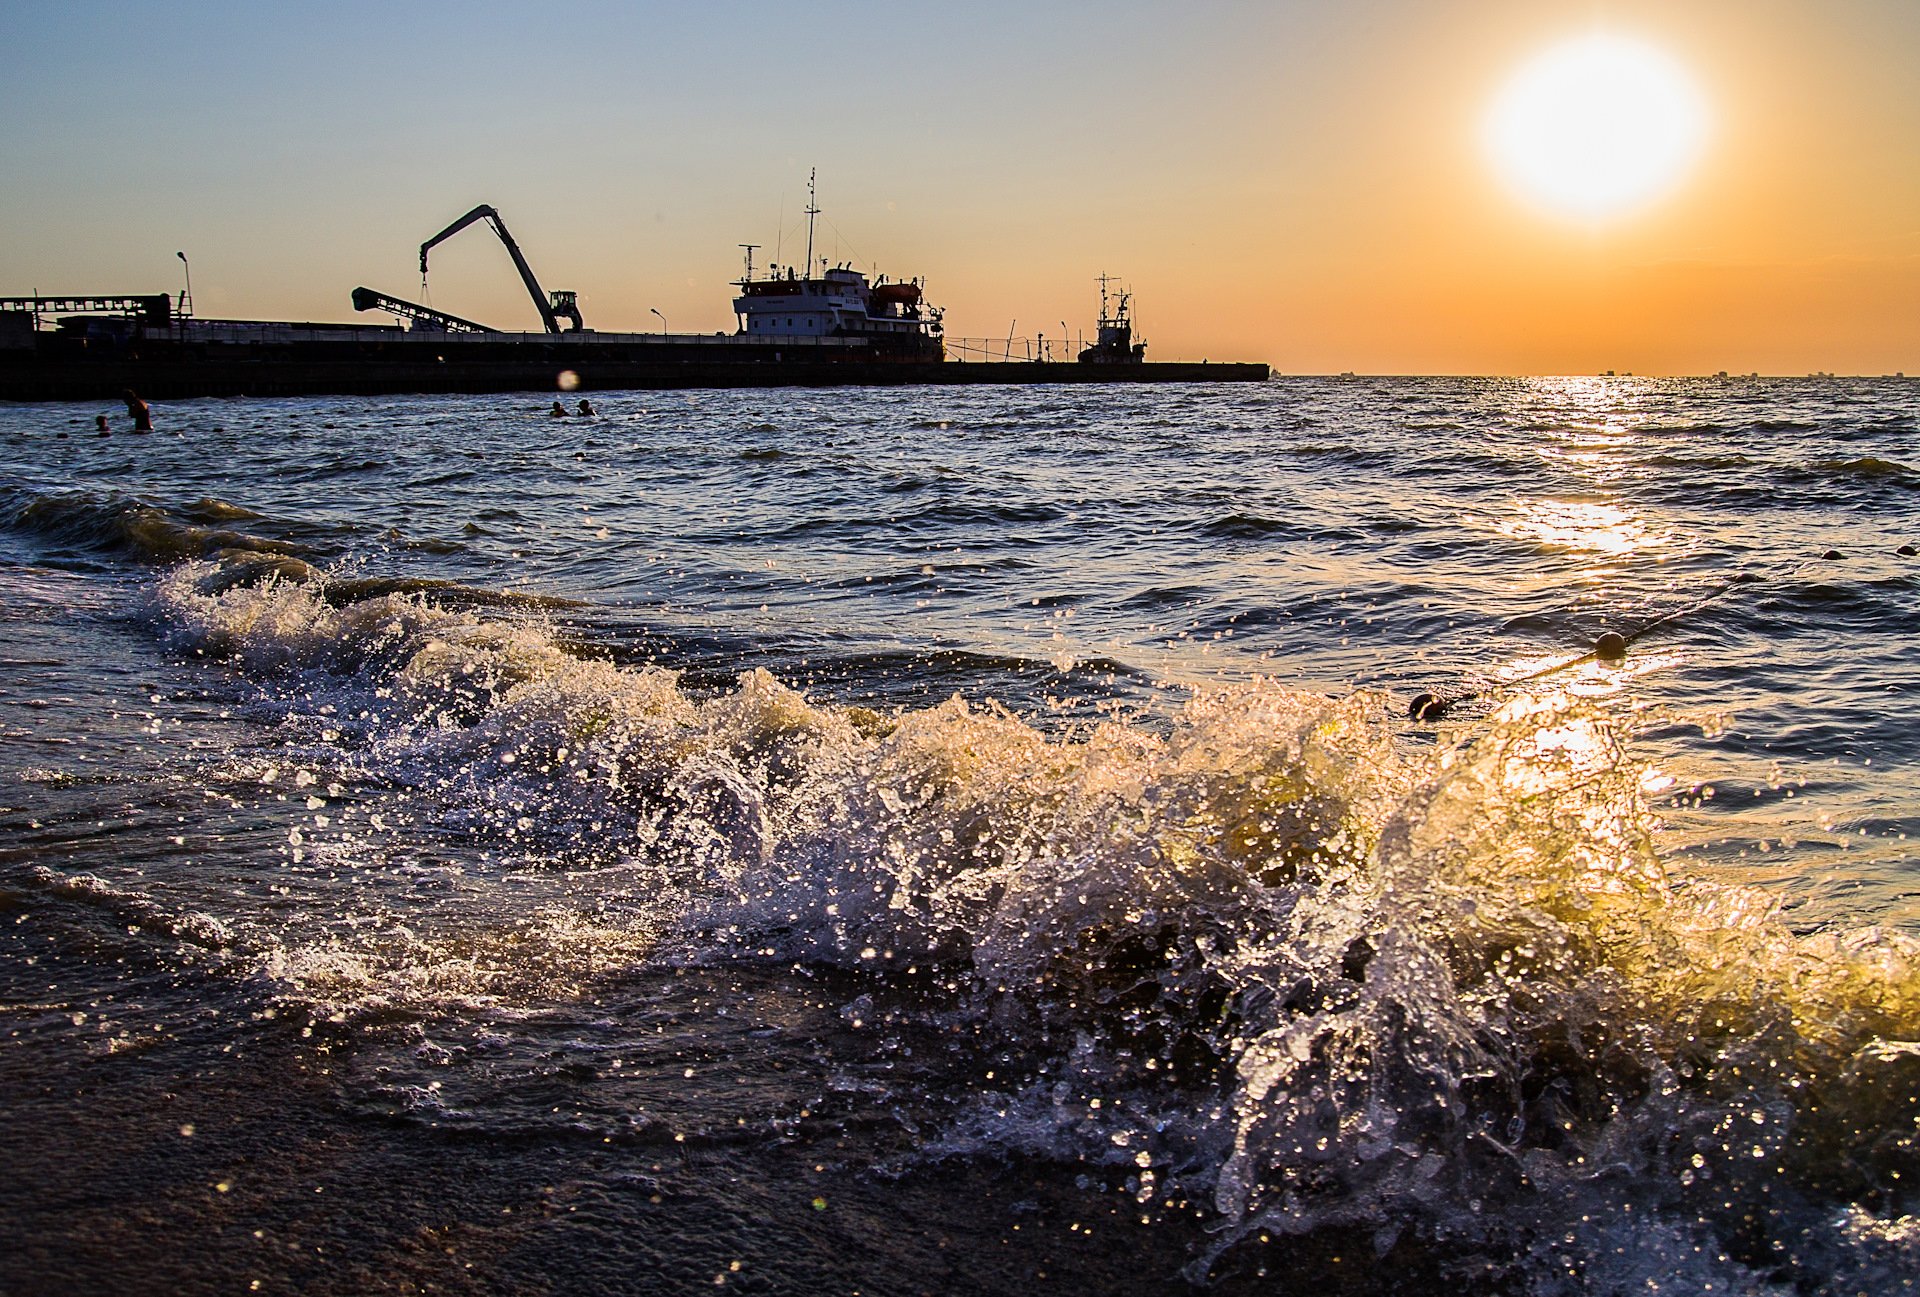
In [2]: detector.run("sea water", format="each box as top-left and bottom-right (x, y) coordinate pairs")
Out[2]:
(1, 377), (1916, 1294)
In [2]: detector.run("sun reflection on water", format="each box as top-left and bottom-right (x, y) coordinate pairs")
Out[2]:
(1492, 647), (1683, 714)
(1502, 497), (1657, 556)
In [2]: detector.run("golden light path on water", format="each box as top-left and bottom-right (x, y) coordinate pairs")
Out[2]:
(1466, 380), (1915, 927)
(1492, 378), (1671, 698)
(1502, 498), (1653, 557)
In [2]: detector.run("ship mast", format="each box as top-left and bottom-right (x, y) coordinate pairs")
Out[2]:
(804, 168), (820, 280)
(738, 243), (759, 284)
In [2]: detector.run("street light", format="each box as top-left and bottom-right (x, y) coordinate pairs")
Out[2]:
(649, 307), (666, 338)
(176, 251), (193, 318)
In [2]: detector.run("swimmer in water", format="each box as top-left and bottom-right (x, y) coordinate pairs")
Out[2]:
(551, 400), (567, 417)
(123, 390), (152, 432)
(577, 398), (595, 416)
(95, 415), (110, 436)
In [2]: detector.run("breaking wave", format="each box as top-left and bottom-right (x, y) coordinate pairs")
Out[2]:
(145, 551), (1920, 1290)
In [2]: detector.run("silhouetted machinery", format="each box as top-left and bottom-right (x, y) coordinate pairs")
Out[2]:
(0, 294), (174, 325)
(419, 204), (583, 333)
(347, 287), (492, 333)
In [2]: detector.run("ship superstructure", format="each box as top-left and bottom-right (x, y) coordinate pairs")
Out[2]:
(733, 266), (940, 356)
(1077, 273), (1146, 364)
(730, 171), (943, 360)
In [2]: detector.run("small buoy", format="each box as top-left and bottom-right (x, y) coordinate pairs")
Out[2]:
(1408, 692), (1448, 721)
(1730, 571), (1762, 584)
(1595, 631), (1628, 660)
(1821, 549), (1843, 560)
(1899, 544), (1917, 557)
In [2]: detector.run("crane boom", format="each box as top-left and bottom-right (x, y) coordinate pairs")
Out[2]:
(418, 204), (583, 334)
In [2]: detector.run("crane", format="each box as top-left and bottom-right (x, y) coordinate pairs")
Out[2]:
(419, 204), (583, 334)
(350, 286), (494, 333)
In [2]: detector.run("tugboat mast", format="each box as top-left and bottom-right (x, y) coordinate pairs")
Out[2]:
(804, 168), (820, 280)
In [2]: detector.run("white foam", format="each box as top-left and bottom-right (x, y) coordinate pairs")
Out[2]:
(145, 556), (1920, 1287)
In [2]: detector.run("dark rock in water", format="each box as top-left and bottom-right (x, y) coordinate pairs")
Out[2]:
(1822, 549), (1843, 560)
(1899, 544), (1917, 556)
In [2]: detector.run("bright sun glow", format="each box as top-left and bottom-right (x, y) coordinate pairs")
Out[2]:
(1484, 33), (1709, 222)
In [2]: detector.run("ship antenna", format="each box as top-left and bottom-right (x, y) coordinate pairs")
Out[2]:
(739, 243), (759, 284)
(804, 168), (819, 282)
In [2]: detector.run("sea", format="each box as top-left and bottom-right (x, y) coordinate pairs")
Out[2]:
(1, 376), (1916, 1296)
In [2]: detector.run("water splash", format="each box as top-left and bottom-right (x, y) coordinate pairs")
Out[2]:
(146, 553), (1920, 1287)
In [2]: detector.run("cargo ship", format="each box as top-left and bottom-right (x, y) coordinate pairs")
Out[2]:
(0, 186), (1266, 401)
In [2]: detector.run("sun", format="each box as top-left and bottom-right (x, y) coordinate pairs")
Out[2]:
(1484, 33), (1709, 222)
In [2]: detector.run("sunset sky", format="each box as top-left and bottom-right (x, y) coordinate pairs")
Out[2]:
(3, 0), (1914, 374)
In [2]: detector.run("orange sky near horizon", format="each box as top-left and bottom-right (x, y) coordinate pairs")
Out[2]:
(1, 1), (1914, 375)
(1027, 1), (1919, 375)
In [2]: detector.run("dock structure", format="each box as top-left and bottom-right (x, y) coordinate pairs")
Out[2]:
(4, 190), (1271, 399)
(0, 333), (1267, 401)
(3, 181), (1276, 399)
(1, 300), (1265, 400)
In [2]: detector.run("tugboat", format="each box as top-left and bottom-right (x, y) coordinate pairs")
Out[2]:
(1077, 274), (1146, 364)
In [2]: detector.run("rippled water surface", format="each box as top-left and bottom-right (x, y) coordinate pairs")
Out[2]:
(2, 377), (1917, 1295)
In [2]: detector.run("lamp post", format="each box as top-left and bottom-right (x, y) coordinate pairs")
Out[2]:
(650, 307), (666, 339)
(176, 251), (193, 318)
